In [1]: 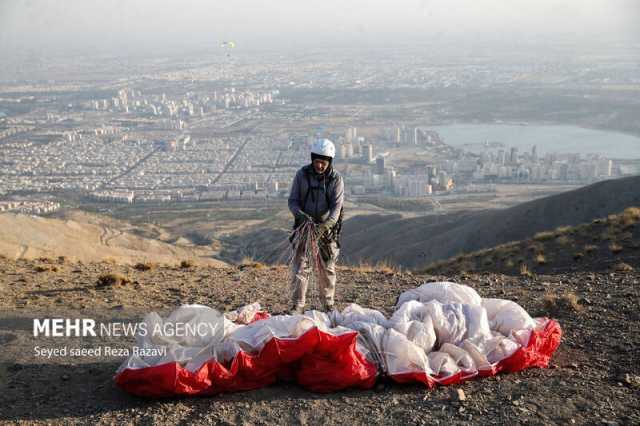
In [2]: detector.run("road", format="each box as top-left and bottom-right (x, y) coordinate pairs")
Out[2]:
(101, 146), (160, 189)
(210, 136), (252, 186)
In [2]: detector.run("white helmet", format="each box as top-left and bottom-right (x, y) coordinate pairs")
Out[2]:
(311, 138), (335, 159)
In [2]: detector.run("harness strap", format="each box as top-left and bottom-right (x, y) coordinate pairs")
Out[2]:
(296, 167), (343, 246)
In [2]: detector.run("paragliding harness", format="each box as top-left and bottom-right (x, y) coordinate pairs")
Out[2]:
(292, 166), (344, 247)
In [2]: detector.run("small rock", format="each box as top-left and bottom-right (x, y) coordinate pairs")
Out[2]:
(456, 388), (466, 402)
(623, 373), (640, 388)
(61, 374), (69, 381)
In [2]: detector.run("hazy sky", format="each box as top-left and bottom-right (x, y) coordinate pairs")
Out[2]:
(1, 0), (638, 55)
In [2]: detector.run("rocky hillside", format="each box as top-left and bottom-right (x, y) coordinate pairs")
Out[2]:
(423, 207), (640, 276)
(0, 255), (638, 424)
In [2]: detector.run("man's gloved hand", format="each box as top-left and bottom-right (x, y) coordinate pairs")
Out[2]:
(314, 219), (335, 239)
(296, 211), (313, 224)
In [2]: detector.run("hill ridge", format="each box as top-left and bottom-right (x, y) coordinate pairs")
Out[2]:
(341, 175), (640, 268)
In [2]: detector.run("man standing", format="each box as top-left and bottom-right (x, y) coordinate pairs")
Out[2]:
(288, 138), (344, 314)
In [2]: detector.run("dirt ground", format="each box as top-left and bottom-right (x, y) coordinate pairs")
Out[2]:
(0, 257), (638, 425)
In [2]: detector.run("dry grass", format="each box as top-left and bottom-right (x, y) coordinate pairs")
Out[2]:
(350, 261), (377, 273)
(621, 207), (640, 226)
(355, 259), (399, 274)
(374, 259), (399, 274)
(534, 231), (556, 242)
(96, 273), (130, 288)
(473, 248), (493, 259)
(555, 225), (573, 234)
(519, 263), (532, 277)
(555, 235), (572, 246)
(584, 244), (598, 254)
(543, 291), (582, 316)
(238, 256), (266, 270)
(134, 262), (154, 271)
(623, 206), (640, 218)
(493, 242), (519, 253)
(612, 262), (634, 272)
(180, 259), (193, 269)
(609, 242), (623, 254)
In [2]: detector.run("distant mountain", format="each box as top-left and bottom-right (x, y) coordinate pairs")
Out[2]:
(340, 176), (640, 269)
(0, 211), (228, 267)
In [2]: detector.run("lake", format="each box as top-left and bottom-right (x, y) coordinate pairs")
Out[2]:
(430, 124), (640, 159)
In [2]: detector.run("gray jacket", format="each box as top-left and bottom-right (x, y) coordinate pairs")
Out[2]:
(288, 165), (344, 225)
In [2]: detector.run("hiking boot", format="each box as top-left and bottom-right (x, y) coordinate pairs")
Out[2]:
(322, 303), (335, 313)
(289, 305), (304, 315)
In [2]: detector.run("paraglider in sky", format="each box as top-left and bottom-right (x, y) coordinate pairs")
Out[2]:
(220, 41), (236, 59)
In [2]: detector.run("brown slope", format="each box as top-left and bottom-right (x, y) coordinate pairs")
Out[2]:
(0, 256), (638, 424)
(0, 212), (228, 267)
(340, 175), (640, 268)
(423, 207), (640, 275)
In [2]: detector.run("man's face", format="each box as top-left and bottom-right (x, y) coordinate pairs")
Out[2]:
(313, 158), (330, 174)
